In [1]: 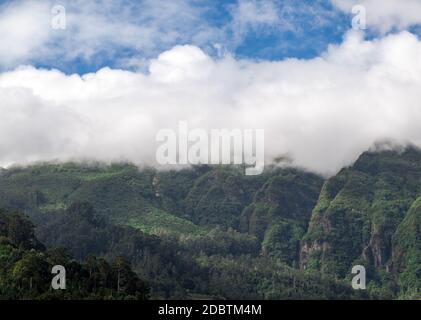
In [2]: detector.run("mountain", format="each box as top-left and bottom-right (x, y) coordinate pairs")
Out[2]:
(301, 147), (421, 298)
(0, 163), (319, 238)
(0, 147), (419, 299)
(239, 169), (323, 267)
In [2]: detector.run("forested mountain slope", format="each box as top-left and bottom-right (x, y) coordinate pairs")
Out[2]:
(301, 147), (421, 298)
(0, 147), (419, 299)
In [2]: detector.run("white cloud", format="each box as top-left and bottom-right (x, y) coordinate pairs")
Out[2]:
(332, 0), (421, 33)
(0, 0), (220, 68)
(0, 1), (51, 66)
(0, 0), (347, 69)
(1, 30), (421, 175)
(227, 0), (340, 49)
(228, 0), (286, 47)
(149, 45), (213, 83)
(230, 0), (281, 28)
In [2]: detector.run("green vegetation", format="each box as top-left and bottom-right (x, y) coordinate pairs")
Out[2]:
(392, 197), (421, 298)
(302, 147), (421, 298)
(0, 209), (148, 300)
(124, 208), (206, 236)
(0, 148), (420, 299)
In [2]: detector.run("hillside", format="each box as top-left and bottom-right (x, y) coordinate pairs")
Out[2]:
(0, 208), (148, 299)
(0, 163), (320, 238)
(301, 147), (421, 298)
(0, 148), (419, 299)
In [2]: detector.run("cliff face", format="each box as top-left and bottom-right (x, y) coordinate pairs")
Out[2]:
(301, 147), (421, 296)
(240, 169), (323, 266)
(179, 166), (324, 260)
(392, 197), (421, 297)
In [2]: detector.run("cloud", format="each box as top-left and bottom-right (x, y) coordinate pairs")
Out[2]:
(0, 0), (349, 69)
(220, 0), (351, 61)
(332, 0), (421, 33)
(0, 1), (51, 66)
(229, 0), (284, 44)
(1, 30), (421, 175)
(0, 0), (221, 68)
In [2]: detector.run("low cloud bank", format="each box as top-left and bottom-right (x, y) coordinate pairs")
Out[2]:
(1, 30), (421, 175)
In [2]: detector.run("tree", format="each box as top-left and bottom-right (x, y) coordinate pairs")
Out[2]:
(12, 252), (49, 294)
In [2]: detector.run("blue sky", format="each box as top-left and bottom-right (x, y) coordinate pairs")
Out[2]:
(2, 0), (421, 75)
(1, 0), (420, 74)
(0, 0), (355, 74)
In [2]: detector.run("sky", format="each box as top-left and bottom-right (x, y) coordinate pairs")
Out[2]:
(0, 0), (351, 72)
(1, 0), (421, 175)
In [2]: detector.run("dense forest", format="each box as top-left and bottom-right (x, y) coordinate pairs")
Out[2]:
(0, 147), (420, 299)
(0, 209), (148, 299)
